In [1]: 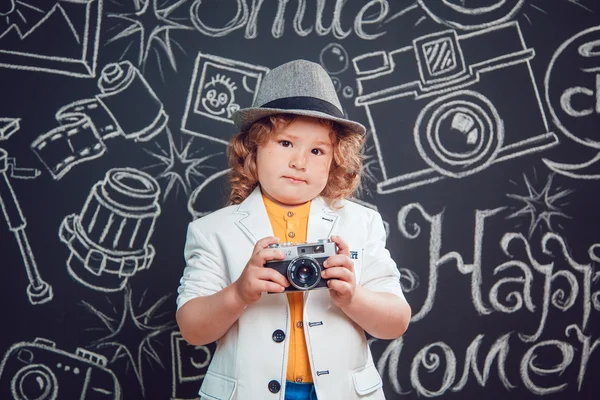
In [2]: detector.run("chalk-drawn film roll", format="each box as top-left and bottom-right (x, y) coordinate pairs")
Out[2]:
(97, 61), (168, 142)
(31, 61), (168, 180)
(59, 168), (161, 292)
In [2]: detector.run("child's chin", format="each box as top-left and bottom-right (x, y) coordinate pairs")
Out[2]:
(275, 195), (312, 206)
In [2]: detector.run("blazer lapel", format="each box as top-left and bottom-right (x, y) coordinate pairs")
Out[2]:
(234, 186), (274, 244)
(234, 187), (339, 244)
(306, 197), (339, 242)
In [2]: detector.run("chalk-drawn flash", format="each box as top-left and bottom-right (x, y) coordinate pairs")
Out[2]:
(81, 286), (177, 397)
(106, 0), (193, 80)
(506, 172), (572, 238)
(143, 128), (224, 202)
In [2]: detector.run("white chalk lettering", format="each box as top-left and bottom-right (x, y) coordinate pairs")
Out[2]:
(189, 0), (388, 39)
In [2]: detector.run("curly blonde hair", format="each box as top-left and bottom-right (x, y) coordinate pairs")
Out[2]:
(227, 114), (364, 207)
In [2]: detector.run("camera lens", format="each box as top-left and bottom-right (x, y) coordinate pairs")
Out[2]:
(287, 257), (321, 290)
(13, 365), (57, 400)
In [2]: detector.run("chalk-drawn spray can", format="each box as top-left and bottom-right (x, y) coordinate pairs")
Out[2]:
(97, 61), (168, 142)
(59, 168), (161, 292)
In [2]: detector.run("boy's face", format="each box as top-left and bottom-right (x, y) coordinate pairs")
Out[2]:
(256, 116), (334, 207)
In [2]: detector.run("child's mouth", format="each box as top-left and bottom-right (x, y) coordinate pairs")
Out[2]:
(284, 176), (305, 183)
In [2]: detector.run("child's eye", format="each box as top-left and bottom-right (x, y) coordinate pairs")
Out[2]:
(311, 148), (324, 155)
(279, 140), (291, 147)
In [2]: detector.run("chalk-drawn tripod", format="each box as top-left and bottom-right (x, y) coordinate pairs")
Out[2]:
(0, 148), (53, 304)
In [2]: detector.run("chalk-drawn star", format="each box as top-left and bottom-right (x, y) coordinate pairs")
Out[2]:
(506, 172), (572, 238)
(144, 129), (223, 202)
(81, 286), (177, 397)
(106, 0), (193, 77)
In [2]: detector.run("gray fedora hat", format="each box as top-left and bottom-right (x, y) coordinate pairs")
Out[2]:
(232, 59), (366, 136)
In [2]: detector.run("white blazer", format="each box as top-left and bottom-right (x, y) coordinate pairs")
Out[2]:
(177, 187), (404, 400)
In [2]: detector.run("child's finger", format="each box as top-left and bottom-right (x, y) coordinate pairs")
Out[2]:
(253, 236), (280, 254)
(327, 278), (350, 294)
(322, 266), (354, 282)
(262, 281), (286, 293)
(323, 254), (354, 271)
(254, 248), (286, 266)
(258, 267), (290, 288)
(329, 235), (350, 256)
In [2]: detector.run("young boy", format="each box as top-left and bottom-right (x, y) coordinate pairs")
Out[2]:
(176, 60), (411, 400)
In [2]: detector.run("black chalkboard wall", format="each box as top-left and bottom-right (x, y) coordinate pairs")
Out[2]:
(0, 0), (599, 399)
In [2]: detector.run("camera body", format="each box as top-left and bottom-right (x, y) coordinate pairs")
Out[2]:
(353, 21), (558, 194)
(0, 337), (121, 399)
(265, 239), (337, 292)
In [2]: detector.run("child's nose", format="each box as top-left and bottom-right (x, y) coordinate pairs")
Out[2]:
(289, 150), (307, 169)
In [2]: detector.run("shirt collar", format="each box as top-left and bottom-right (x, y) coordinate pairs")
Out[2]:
(261, 192), (311, 220)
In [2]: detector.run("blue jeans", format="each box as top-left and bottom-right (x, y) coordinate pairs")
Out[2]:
(285, 381), (318, 400)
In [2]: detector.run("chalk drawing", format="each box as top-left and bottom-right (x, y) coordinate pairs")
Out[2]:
(354, 21), (557, 193)
(59, 168), (161, 292)
(0, 138), (51, 305)
(81, 286), (177, 397)
(170, 331), (215, 400)
(106, 0), (193, 80)
(181, 53), (269, 145)
(0, 0), (102, 77)
(0, 337), (121, 399)
(31, 61), (168, 180)
(544, 26), (600, 178)
(417, 0), (525, 30)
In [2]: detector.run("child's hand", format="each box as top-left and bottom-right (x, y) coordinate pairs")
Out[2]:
(322, 235), (356, 308)
(233, 236), (289, 305)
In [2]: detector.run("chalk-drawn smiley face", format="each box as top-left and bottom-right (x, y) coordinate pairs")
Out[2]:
(201, 74), (240, 118)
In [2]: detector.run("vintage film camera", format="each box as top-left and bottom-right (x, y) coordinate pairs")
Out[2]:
(0, 338), (120, 399)
(353, 21), (557, 193)
(265, 239), (337, 292)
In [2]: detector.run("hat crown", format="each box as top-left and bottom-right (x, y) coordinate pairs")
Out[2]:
(253, 60), (343, 112)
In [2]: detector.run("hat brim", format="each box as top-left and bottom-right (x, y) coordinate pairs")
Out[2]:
(232, 107), (366, 137)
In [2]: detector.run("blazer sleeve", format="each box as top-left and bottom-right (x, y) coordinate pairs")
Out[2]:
(176, 221), (229, 310)
(359, 210), (405, 299)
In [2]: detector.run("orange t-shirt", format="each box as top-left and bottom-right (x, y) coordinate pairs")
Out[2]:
(262, 194), (313, 383)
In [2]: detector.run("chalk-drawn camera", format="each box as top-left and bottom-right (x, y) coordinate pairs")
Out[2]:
(0, 338), (121, 399)
(353, 21), (558, 193)
(265, 240), (337, 292)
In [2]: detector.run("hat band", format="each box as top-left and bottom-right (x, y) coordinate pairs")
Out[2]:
(261, 96), (344, 119)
